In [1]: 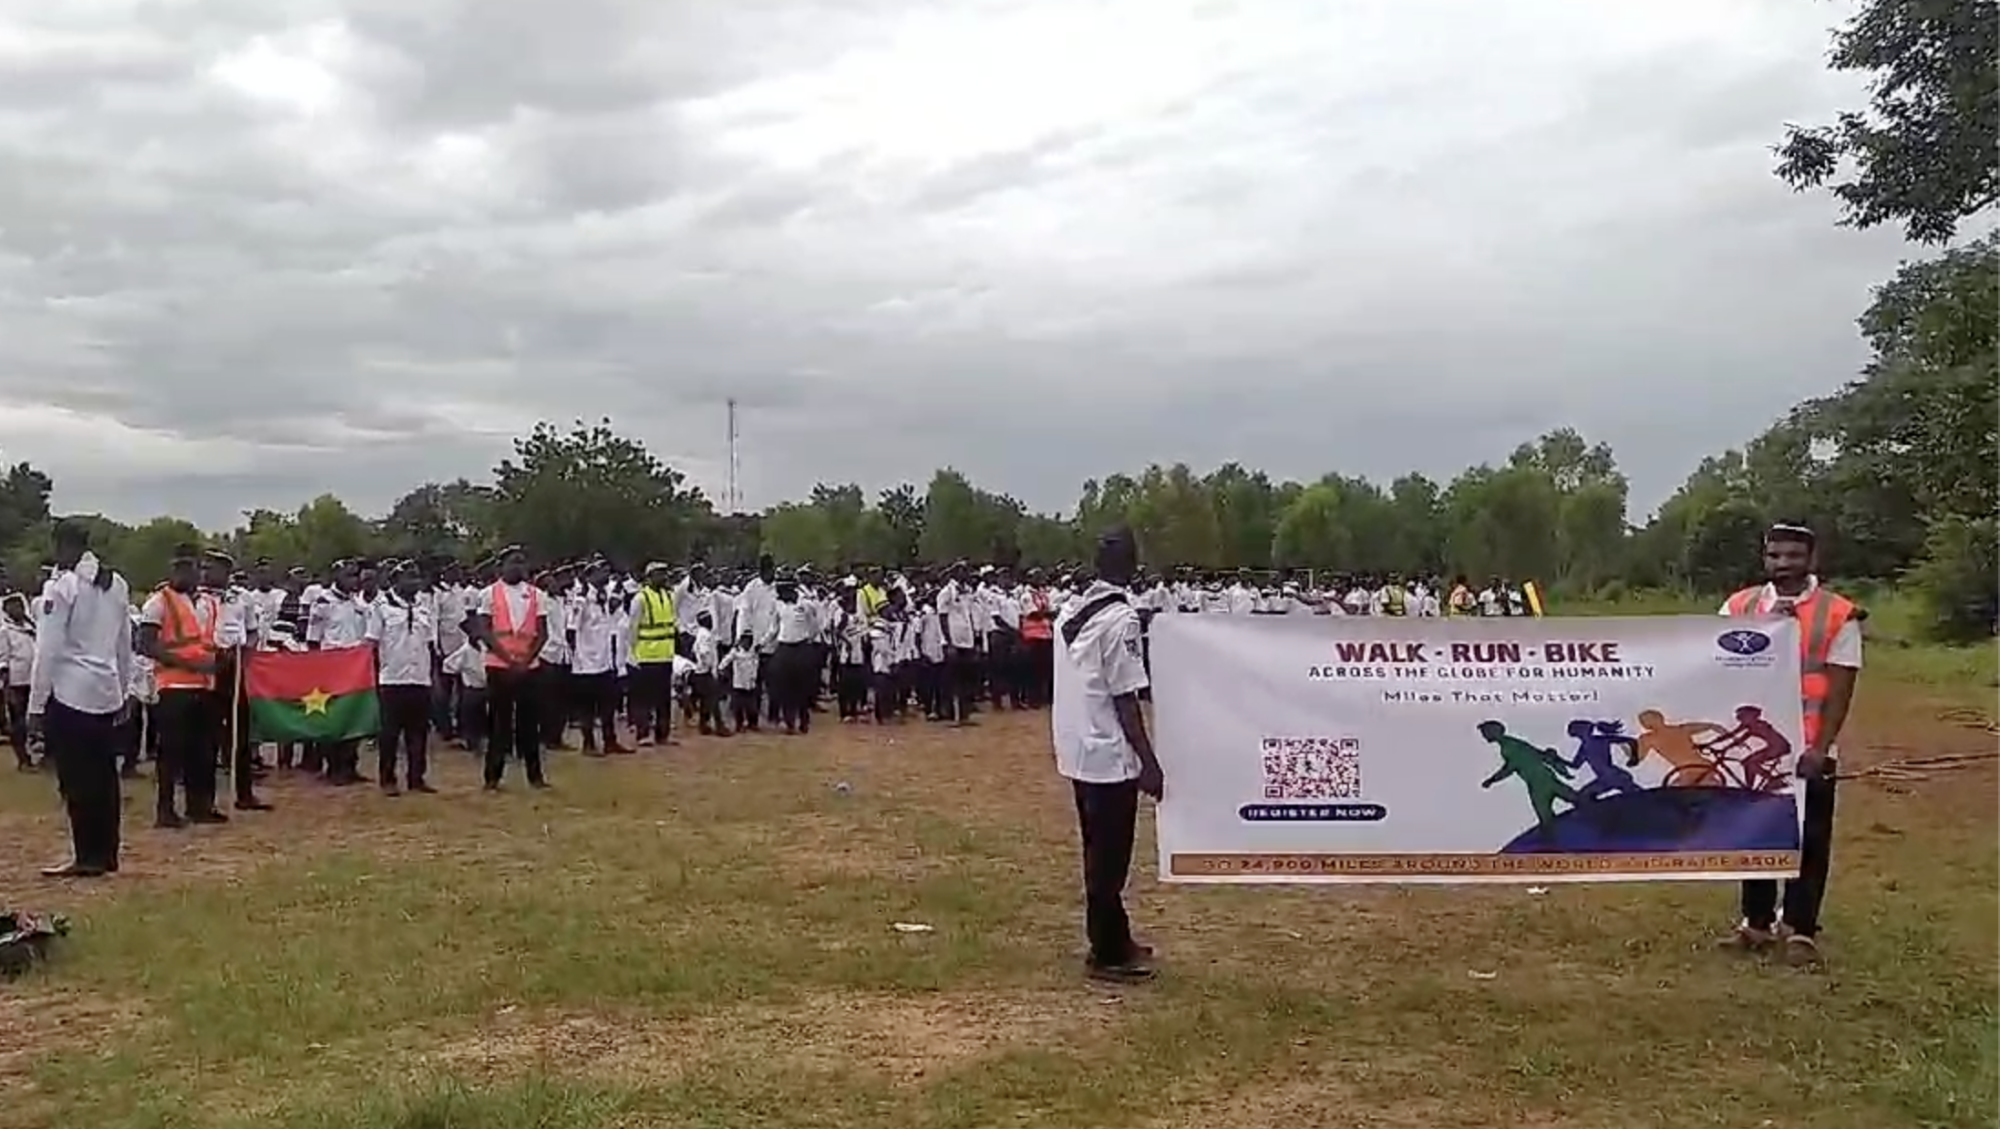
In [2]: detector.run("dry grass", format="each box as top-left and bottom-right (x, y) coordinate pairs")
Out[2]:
(0, 672), (1991, 1129)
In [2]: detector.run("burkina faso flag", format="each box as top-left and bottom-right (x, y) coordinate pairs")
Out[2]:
(245, 648), (380, 743)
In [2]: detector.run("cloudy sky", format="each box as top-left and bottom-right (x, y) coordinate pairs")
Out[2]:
(0, 0), (1911, 530)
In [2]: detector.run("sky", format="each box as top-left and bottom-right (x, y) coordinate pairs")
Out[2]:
(0, 0), (1914, 531)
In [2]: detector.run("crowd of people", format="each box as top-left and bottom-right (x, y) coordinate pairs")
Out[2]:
(0, 517), (1538, 877)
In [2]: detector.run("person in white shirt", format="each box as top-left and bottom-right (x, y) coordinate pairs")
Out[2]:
(1051, 527), (1162, 983)
(28, 520), (135, 878)
(371, 563), (437, 794)
(769, 573), (819, 734)
(1715, 523), (1862, 968)
(122, 610), (156, 779)
(304, 560), (377, 784)
(687, 611), (728, 736)
(835, 587), (869, 720)
(727, 629), (762, 732)
(934, 564), (979, 726)
(734, 556), (780, 723)
(206, 551), (274, 813)
(441, 639), (489, 752)
(572, 562), (632, 755)
(430, 563), (470, 741)
(914, 594), (946, 721)
(467, 547), (552, 791)
(1, 593), (35, 771)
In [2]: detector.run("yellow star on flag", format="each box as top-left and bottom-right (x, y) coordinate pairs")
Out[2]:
(300, 687), (332, 715)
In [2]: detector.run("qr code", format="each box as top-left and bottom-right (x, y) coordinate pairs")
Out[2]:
(1261, 736), (1363, 800)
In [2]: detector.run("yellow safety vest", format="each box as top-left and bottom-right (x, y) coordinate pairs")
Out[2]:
(1383, 587), (1407, 616)
(860, 584), (887, 616)
(633, 587), (676, 664)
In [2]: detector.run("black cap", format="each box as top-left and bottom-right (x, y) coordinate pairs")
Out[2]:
(171, 542), (201, 562)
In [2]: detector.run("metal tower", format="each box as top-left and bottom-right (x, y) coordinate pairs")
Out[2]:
(725, 398), (741, 513)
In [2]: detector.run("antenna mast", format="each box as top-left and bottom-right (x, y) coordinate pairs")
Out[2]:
(725, 398), (741, 513)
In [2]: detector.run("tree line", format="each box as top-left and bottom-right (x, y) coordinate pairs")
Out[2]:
(0, 0), (1990, 640)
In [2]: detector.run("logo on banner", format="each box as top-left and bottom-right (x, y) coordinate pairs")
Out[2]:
(1714, 629), (1778, 669)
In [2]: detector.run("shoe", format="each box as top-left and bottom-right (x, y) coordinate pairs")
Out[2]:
(1782, 934), (1826, 969)
(155, 811), (187, 830)
(235, 797), (275, 812)
(40, 860), (108, 879)
(380, 783), (402, 797)
(482, 781), (501, 792)
(189, 809), (230, 825)
(608, 744), (636, 755)
(1716, 922), (1777, 952)
(409, 782), (438, 795)
(529, 779), (552, 790)
(1086, 959), (1156, 984)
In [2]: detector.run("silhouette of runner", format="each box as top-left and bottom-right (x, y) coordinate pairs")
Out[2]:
(1477, 720), (1580, 837)
(1565, 719), (1642, 801)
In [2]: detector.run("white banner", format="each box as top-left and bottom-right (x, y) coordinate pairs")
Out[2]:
(1152, 614), (1805, 884)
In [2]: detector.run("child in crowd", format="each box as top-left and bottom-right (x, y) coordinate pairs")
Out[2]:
(690, 612), (727, 736)
(441, 638), (488, 754)
(836, 608), (869, 720)
(728, 631), (761, 733)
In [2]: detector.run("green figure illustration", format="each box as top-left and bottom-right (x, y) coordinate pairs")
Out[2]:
(1477, 720), (1582, 837)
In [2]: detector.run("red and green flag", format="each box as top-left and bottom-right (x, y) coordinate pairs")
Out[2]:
(245, 648), (379, 743)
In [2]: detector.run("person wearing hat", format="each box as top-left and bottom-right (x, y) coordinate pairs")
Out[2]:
(1051, 526), (1162, 983)
(733, 554), (779, 723)
(467, 546), (552, 789)
(533, 565), (576, 752)
(372, 560), (437, 794)
(933, 562), (979, 727)
(139, 543), (228, 828)
(572, 559), (631, 755)
(767, 570), (819, 734)
(627, 561), (679, 747)
(26, 520), (134, 877)
(203, 549), (272, 813)
(305, 558), (375, 784)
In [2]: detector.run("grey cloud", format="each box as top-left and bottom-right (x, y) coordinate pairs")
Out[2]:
(0, 0), (1922, 532)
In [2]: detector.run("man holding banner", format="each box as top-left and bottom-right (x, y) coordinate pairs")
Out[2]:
(1050, 527), (1163, 985)
(1715, 522), (1861, 969)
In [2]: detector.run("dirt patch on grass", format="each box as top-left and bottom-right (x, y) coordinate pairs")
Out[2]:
(432, 987), (1121, 1084)
(0, 988), (149, 1077)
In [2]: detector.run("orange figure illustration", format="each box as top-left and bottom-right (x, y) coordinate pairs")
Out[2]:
(1700, 706), (1794, 792)
(1624, 709), (1737, 788)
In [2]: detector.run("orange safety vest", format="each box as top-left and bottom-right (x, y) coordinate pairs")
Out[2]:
(1021, 589), (1053, 641)
(485, 582), (543, 671)
(1725, 584), (1859, 749)
(154, 586), (218, 692)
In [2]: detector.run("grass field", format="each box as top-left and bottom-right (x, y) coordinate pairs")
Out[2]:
(0, 608), (1993, 1129)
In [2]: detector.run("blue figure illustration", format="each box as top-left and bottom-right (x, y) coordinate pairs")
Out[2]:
(1564, 719), (1642, 801)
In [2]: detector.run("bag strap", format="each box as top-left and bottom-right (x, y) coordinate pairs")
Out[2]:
(1059, 592), (1129, 646)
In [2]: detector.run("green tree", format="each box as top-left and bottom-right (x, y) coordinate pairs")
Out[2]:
(492, 419), (709, 566)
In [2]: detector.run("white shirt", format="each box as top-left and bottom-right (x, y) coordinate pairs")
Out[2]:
(1050, 581), (1150, 784)
(0, 617), (34, 685)
(434, 584), (469, 654)
(371, 594), (435, 686)
(728, 644), (761, 691)
(538, 593), (571, 664)
(735, 578), (778, 654)
(917, 607), (945, 663)
(570, 590), (623, 676)
(310, 589), (375, 649)
(1225, 584), (1259, 616)
(671, 578), (708, 637)
(936, 581), (976, 649)
(691, 625), (718, 675)
(1718, 579), (1863, 669)
(774, 599), (817, 645)
(442, 641), (488, 690)
(28, 554), (134, 716)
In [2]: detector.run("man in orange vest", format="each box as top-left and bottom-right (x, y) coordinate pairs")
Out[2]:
(138, 543), (228, 828)
(468, 545), (551, 791)
(1716, 522), (1861, 968)
(1020, 568), (1056, 708)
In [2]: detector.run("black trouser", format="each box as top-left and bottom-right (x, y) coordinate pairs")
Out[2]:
(456, 685), (488, 749)
(730, 686), (758, 731)
(1024, 637), (1053, 707)
(540, 663), (572, 748)
(1742, 771), (1838, 937)
(484, 666), (544, 785)
(154, 689), (217, 818)
(377, 684), (431, 788)
(575, 671), (619, 749)
(47, 697), (120, 869)
(918, 660), (944, 718)
(689, 672), (725, 733)
(772, 642), (813, 731)
(837, 664), (867, 718)
(631, 662), (675, 743)
(987, 631), (1022, 707)
(114, 707), (141, 775)
(871, 670), (896, 722)
(431, 654), (458, 738)
(4, 684), (29, 766)
(212, 653), (259, 804)
(1073, 778), (1142, 968)
(944, 648), (979, 722)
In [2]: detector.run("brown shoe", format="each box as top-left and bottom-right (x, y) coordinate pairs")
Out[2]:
(1716, 922), (1777, 952)
(1782, 934), (1826, 969)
